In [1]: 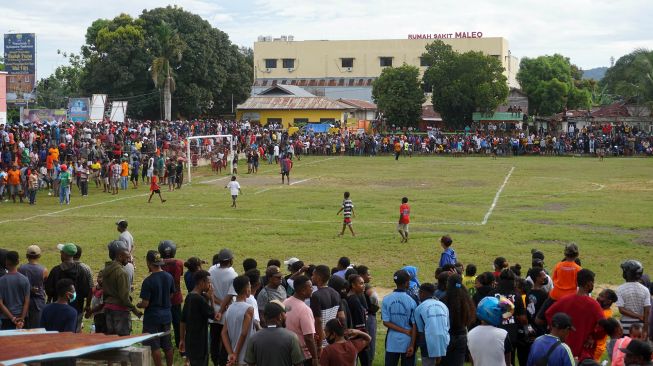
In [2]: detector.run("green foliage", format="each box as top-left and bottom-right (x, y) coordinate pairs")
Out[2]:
(35, 51), (84, 109)
(372, 64), (425, 128)
(601, 49), (653, 107)
(517, 54), (593, 115)
(79, 6), (253, 119)
(0, 56), (4, 71)
(423, 41), (509, 129)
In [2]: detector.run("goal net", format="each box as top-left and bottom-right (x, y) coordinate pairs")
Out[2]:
(186, 134), (234, 182)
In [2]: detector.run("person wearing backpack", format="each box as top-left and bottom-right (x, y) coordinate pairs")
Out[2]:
(527, 312), (576, 366)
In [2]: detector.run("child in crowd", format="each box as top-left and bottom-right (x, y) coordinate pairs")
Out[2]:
(337, 191), (356, 237)
(463, 264), (477, 297)
(87, 270), (105, 333)
(438, 235), (456, 268)
(148, 170), (166, 203)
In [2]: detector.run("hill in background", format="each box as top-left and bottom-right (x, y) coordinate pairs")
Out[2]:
(583, 67), (608, 80)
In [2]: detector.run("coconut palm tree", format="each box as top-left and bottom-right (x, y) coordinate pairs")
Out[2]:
(151, 22), (185, 121)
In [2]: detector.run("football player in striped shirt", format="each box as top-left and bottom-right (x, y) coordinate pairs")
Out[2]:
(337, 191), (356, 237)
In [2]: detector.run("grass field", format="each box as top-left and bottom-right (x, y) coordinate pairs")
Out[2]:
(2, 155), (653, 364)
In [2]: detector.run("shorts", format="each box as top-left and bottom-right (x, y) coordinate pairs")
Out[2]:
(130, 173), (139, 181)
(147, 169), (154, 178)
(231, 195), (238, 200)
(168, 177), (175, 185)
(281, 171), (289, 177)
(397, 223), (409, 233)
(8, 184), (19, 195)
(344, 217), (352, 226)
(104, 177), (110, 184)
(142, 322), (173, 351)
(152, 189), (161, 194)
(105, 309), (131, 336)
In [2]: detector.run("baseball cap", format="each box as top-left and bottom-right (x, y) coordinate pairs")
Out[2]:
(266, 265), (283, 277)
(619, 339), (653, 359)
(393, 269), (411, 285)
(26, 245), (42, 256)
(264, 299), (291, 318)
(284, 257), (300, 266)
(116, 219), (128, 227)
(217, 248), (234, 262)
(551, 312), (576, 331)
(146, 250), (165, 266)
(57, 243), (78, 256)
(531, 249), (545, 261)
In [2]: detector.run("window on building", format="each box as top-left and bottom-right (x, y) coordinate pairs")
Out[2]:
(293, 118), (309, 124)
(380, 57), (393, 67)
(265, 59), (277, 69)
(267, 118), (282, 125)
(320, 118), (336, 123)
(282, 58), (295, 68)
(341, 58), (354, 68)
(420, 57), (432, 67)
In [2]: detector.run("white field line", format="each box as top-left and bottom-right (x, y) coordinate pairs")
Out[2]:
(0, 193), (149, 225)
(289, 178), (313, 186)
(481, 166), (515, 225)
(255, 177), (315, 194)
(199, 176), (231, 184)
(52, 213), (480, 226)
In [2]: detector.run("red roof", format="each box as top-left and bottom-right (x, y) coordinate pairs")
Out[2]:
(591, 102), (631, 118)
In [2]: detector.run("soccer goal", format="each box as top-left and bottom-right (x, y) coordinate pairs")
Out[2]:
(186, 134), (234, 182)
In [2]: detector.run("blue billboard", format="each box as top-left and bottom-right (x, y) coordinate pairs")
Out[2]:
(4, 33), (36, 104)
(68, 98), (90, 122)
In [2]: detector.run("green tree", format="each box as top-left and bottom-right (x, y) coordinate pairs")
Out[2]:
(601, 49), (653, 108)
(35, 51), (84, 109)
(372, 64), (425, 128)
(422, 41), (509, 129)
(151, 22), (186, 121)
(517, 54), (592, 115)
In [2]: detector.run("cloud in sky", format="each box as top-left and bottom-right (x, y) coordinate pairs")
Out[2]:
(1, 0), (652, 79)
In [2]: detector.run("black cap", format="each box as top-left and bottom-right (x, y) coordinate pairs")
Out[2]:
(217, 249), (234, 262)
(531, 249), (545, 261)
(263, 300), (290, 319)
(551, 312), (576, 331)
(619, 339), (653, 359)
(393, 269), (410, 285)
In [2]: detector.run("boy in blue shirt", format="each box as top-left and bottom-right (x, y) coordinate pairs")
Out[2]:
(382, 269), (417, 366)
(414, 283), (450, 366)
(438, 235), (457, 269)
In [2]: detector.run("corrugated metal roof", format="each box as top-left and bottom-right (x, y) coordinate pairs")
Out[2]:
(257, 84), (316, 97)
(0, 329), (163, 365)
(238, 97), (351, 110)
(337, 99), (377, 110)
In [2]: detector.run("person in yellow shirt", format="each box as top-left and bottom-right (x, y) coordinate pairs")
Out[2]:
(462, 264), (477, 297)
(120, 159), (129, 190)
(91, 161), (102, 188)
(594, 288), (618, 361)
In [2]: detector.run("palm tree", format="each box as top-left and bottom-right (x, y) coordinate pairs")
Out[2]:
(151, 22), (185, 121)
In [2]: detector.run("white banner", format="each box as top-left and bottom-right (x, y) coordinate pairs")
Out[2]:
(89, 94), (107, 123)
(110, 101), (128, 123)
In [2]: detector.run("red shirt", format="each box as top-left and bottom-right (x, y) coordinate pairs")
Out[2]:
(319, 339), (368, 366)
(162, 258), (184, 305)
(545, 294), (605, 360)
(399, 203), (410, 224)
(150, 176), (160, 191)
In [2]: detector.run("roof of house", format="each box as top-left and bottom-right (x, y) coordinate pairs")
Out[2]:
(238, 97), (352, 110)
(253, 78), (377, 88)
(256, 84), (316, 97)
(591, 102), (631, 118)
(0, 330), (162, 365)
(337, 99), (377, 110)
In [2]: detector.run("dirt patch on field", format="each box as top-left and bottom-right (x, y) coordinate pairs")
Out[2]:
(457, 179), (486, 188)
(631, 229), (653, 246)
(522, 239), (577, 247)
(543, 203), (568, 212)
(529, 219), (558, 225)
(609, 181), (653, 192)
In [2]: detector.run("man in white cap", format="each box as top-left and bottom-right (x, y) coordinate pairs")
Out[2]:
(116, 219), (135, 284)
(209, 248), (237, 366)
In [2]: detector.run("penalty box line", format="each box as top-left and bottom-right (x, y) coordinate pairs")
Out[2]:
(480, 166), (515, 225)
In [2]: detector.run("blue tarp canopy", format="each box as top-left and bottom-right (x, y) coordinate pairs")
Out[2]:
(304, 123), (332, 133)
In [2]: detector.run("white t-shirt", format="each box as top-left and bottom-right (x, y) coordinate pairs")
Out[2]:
(208, 265), (237, 324)
(226, 181), (240, 196)
(246, 295), (260, 322)
(616, 281), (651, 333)
(468, 325), (510, 366)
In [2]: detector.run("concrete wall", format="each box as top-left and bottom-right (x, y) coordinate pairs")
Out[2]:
(254, 37), (519, 88)
(236, 109), (346, 128)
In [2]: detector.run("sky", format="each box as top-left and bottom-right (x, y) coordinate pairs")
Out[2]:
(2, 0), (652, 79)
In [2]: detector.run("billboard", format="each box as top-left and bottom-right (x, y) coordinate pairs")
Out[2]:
(89, 94), (107, 123)
(4, 33), (36, 105)
(110, 101), (128, 123)
(68, 98), (90, 122)
(22, 109), (66, 124)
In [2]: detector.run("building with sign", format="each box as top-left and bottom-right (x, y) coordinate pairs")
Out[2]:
(252, 36), (519, 102)
(3, 33), (36, 105)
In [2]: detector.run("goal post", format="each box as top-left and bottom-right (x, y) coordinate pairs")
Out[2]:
(186, 134), (234, 183)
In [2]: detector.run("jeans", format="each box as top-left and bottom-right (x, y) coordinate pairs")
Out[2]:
(366, 314), (377, 363)
(80, 180), (88, 196)
(209, 323), (228, 366)
(384, 351), (415, 366)
(28, 189), (37, 204)
(59, 186), (70, 204)
(171, 304), (181, 348)
(121, 176), (128, 190)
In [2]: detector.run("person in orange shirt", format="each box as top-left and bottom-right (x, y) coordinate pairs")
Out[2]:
(120, 159), (129, 190)
(393, 140), (402, 161)
(594, 289), (618, 360)
(7, 165), (22, 203)
(550, 244), (582, 301)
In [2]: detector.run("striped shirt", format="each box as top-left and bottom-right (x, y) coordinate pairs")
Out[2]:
(342, 199), (354, 218)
